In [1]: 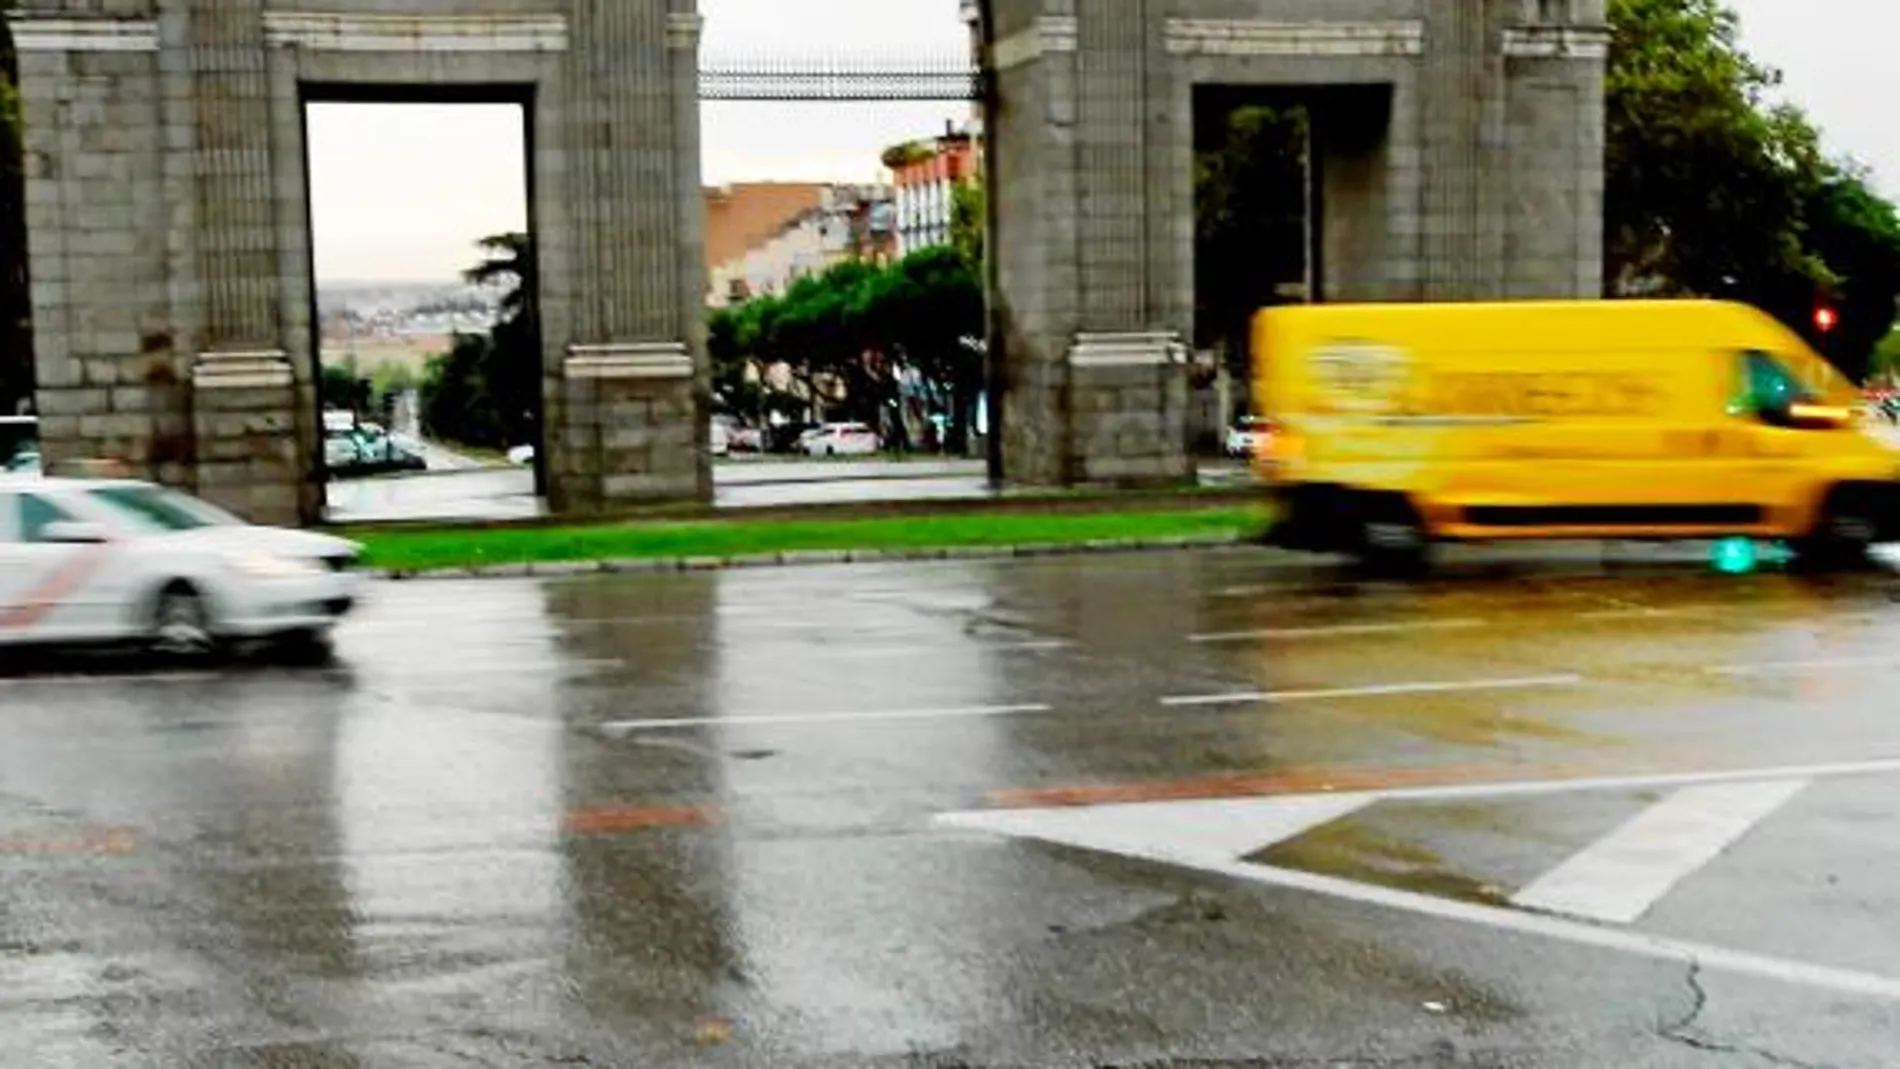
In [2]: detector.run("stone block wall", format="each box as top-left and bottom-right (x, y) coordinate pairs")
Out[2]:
(12, 1), (189, 493)
(10, 0), (710, 525)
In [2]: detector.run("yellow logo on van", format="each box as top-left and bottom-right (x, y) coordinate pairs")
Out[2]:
(1310, 342), (1412, 414)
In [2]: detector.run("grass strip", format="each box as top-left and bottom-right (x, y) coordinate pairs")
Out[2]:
(355, 507), (1267, 573)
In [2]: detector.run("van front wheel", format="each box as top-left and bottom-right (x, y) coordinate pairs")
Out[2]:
(1352, 496), (1429, 576)
(1794, 488), (1880, 571)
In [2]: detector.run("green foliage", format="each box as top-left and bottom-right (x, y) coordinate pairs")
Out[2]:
(950, 181), (985, 268)
(1605, 0), (1900, 381)
(420, 233), (540, 448)
(710, 246), (984, 443)
(1193, 104), (1308, 375)
(320, 364), (359, 411)
(880, 140), (934, 170)
(1870, 330), (1900, 382)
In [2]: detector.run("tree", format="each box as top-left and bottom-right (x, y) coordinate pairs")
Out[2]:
(950, 181), (985, 269)
(1193, 104), (1308, 382)
(457, 232), (539, 448)
(1604, 0), (1900, 381)
(320, 364), (359, 412)
(710, 247), (985, 447)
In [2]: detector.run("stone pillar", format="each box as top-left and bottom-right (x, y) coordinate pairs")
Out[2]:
(547, 0), (708, 514)
(991, 0), (1192, 488)
(1497, 0), (1608, 297)
(180, 0), (302, 525)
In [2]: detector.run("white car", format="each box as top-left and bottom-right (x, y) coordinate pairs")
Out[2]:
(800, 422), (881, 456)
(0, 477), (364, 654)
(1224, 415), (1278, 459)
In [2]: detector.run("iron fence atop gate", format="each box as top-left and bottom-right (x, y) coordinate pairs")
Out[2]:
(699, 53), (981, 101)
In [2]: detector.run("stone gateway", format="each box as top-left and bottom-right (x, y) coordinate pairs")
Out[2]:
(8, 0), (1605, 524)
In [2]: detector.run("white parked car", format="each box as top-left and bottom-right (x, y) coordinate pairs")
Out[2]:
(0, 477), (364, 654)
(800, 422), (881, 457)
(1224, 415), (1278, 459)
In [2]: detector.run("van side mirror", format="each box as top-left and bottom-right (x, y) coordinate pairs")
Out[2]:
(1760, 399), (1851, 430)
(1784, 402), (1853, 430)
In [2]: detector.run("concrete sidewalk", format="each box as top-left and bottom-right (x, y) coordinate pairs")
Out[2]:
(325, 458), (1252, 524)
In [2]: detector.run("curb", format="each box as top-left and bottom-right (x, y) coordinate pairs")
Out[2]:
(369, 532), (1255, 581)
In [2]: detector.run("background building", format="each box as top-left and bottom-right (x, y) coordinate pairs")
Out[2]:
(707, 184), (896, 307)
(890, 124), (980, 257)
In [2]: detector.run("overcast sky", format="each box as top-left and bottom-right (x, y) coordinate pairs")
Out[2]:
(307, 0), (1884, 283)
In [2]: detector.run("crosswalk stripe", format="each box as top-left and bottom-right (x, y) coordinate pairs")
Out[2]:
(1510, 778), (1810, 923)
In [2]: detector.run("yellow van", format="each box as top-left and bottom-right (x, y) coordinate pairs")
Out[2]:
(1252, 299), (1897, 568)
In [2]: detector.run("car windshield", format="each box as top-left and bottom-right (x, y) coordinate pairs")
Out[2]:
(83, 484), (245, 534)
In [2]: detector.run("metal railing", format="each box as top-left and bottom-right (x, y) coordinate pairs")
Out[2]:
(699, 55), (981, 102)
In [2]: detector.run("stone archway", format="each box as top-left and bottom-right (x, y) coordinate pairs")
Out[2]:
(9, 1), (708, 525)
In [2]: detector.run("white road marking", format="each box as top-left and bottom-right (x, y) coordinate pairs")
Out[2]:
(817, 640), (1074, 660)
(1201, 857), (1900, 1001)
(1707, 654), (1900, 676)
(938, 758), (1900, 1001)
(940, 794), (1372, 867)
(599, 702), (1055, 734)
(1189, 619), (1486, 643)
(368, 659), (624, 678)
(1161, 674), (1584, 708)
(1573, 606), (1702, 621)
(1510, 778), (1810, 924)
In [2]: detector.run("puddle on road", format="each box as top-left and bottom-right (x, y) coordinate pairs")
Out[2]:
(1342, 697), (1611, 749)
(1251, 822), (1510, 906)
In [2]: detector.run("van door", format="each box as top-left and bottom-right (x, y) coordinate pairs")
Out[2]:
(1728, 349), (1826, 530)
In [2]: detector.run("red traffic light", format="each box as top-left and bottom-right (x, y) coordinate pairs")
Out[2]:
(1814, 306), (1839, 333)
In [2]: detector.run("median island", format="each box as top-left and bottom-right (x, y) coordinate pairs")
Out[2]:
(347, 504), (1267, 577)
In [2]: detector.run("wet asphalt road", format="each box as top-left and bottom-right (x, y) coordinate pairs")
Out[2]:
(5, 549), (1900, 1066)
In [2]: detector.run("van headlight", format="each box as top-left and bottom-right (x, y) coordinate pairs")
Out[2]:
(228, 553), (325, 579)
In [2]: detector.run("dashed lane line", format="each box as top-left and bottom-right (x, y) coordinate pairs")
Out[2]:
(1189, 618), (1488, 643)
(1160, 674), (1585, 708)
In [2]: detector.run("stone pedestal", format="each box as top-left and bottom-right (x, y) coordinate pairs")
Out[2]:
(188, 350), (304, 527)
(1068, 332), (1192, 485)
(550, 342), (707, 514)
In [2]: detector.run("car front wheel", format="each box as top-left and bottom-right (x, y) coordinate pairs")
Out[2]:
(151, 583), (217, 658)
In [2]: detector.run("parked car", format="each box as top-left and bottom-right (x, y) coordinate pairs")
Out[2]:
(1224, 415), (1278, 459)
(800, 422), (881, 457)
(727, 425), (765, 453)
(0, 476), (363, 654)
(763, 422), (819, 455)
(507, 444), (536, 466)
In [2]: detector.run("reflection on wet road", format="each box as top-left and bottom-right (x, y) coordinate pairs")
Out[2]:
(4, 550), (1900, 1065)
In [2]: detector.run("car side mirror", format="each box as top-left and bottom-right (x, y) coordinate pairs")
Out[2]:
(39, 520), (111, 543)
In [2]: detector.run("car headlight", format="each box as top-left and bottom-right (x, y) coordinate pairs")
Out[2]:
(228, 553), (325, 579)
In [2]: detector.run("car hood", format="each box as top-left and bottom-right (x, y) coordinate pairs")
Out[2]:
(141, 525), (360, 559)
